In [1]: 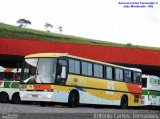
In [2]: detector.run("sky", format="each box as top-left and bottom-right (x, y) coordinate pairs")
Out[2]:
(0, 0), (160, 47)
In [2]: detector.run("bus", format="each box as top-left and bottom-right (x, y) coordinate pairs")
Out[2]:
(142, 75), (160, 109)
(20, 53), (142, 108)
(0, 66), (21, 103)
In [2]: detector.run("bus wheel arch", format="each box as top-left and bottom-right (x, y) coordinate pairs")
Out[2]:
(0, 92), (9, 103)
(12, 92), (21, 104)
(68, 89), (79, 107)
(120, 95), (128, 109)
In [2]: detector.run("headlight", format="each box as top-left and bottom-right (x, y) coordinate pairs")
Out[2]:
(46, 94), (52, 98)
(20, 94), (24, 98)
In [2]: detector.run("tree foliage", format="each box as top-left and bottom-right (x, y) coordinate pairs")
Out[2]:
(58, 26), (63, 33)
(16, 19), (31, 28)
(44, 22), (53, 32)
(127, 43), (132, 47)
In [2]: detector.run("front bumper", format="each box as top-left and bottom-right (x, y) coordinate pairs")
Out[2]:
(20, 91), (54, 102)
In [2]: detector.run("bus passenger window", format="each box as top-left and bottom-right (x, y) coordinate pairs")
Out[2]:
(75, 61), (80, 74)
(124, 70), (131, 83)
(106, 66), (112, 79)
(82, 62), (93, 76)
(82, 62), (88, 75)
(88, 63), (92, 76)
(115, 68), (123, 81)
(69, 59), (75, 73)
(69, 59), (80, 74)
(133, 72), (141, 84)
(94, 64), (103, 78)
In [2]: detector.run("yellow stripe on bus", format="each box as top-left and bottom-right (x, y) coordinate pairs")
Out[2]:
(26, 85), (34, 90)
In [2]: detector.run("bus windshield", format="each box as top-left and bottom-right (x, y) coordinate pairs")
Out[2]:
(21, 58), (57, 84)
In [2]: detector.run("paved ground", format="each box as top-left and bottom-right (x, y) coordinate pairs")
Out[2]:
(0, 103), (159, 119)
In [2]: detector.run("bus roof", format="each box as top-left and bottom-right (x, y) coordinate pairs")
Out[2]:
(25, 53), (68, 58)
(25, 53), (142, 72)
(142, 74), (160, 79)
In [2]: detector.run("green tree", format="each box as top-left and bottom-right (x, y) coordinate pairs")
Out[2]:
(127, 43), (132, 47)
(16, 19), (31, 28)
(58, 26), (63, 33)
(44, 22), (53, 32)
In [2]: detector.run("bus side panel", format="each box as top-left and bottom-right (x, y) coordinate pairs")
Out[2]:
(52, 85), (74, 103)
(142, 90), (160, 106)
(66, 74), (141, 106)
(0, 81), (19, 100)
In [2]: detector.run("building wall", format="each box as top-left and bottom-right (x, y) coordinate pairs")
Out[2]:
(0, 38), (160, 66)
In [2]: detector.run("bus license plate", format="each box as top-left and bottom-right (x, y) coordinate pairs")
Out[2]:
(32, 94), (38, 97)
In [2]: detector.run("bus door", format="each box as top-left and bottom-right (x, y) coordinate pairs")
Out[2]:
(56, 58), (67, 85)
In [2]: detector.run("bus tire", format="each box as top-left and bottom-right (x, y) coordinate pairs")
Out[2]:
(152, 106), (157, 110)
(39, 102), (47, 107)
(120, 96), (128, 109)
(0, 92), (9, 103)
(68, 91), (79, 108)
(12, 93), (21, 104)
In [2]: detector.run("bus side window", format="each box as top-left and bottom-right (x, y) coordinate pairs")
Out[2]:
(4, 73), (14, 81)
(94, 64), (103, 78)
(106, 66), (113, 80)
(115, 68), (123, 81)
(124, 70), (131, 83)
(15, 73), (20, 81)
(69, 59), (80, 74)
(82, 62), (93, 76)
(133, 72), (141, 84)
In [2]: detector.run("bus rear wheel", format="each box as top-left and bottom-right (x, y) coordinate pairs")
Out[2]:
(120, 96), (128, 109)
(0, 92), (9, 103)
(39, 102), (47, 107)
(12, 93), (21, 104)
(68, 91), (79, 108)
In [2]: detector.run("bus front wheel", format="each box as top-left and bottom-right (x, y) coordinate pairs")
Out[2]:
(0, 92), (9, 103)
(39, 102), (47, 107)
(68, 91), (79, 108)
(120, 96), (128, 109)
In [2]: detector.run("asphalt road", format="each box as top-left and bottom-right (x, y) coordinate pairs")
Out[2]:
(0, 103), (159, 119)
